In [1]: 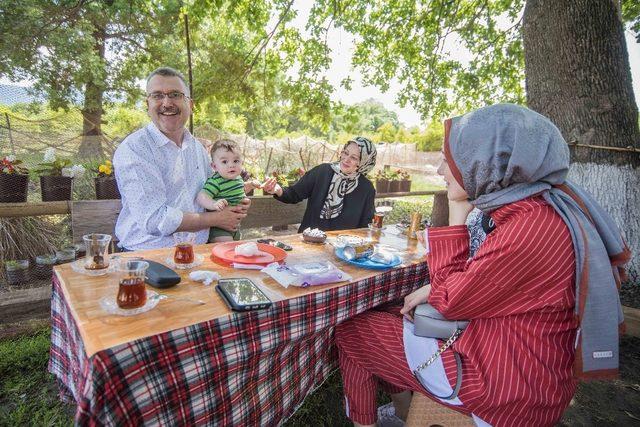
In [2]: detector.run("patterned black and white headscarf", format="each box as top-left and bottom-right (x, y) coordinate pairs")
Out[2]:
(320, 136), (377, 219)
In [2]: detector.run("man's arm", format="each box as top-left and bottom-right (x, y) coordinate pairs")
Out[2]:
(177, 198), (250, 232)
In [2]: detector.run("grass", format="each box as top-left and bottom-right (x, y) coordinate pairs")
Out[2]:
(0, 326), (389, 426)
(0, 328), (74, 426)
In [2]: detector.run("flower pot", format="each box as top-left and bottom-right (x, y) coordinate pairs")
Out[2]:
(400, 179), (411, 192)
(34, 254), (57, 279)
(5, 260), (30, 286)
(388, 180), (401, 193)
(40, 176), (73, 201)
(376, 179), (390, 193)
(55, 247), (77, 264)
(0, 173), (29, 203)
(95, 177), (121, 200)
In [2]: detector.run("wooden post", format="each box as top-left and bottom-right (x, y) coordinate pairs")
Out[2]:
(320, 144), (326, 162)
(430, 191), (449, 227)
(298, 149), (307, 170)
(5, 113), (15, 155)
(264, 147), (273, 176)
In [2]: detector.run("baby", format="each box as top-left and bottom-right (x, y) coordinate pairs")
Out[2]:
(196, 139), (261, 242)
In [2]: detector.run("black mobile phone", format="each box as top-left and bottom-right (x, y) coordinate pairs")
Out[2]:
(257, 238), (293, 251)
(215, 278), (272, 311)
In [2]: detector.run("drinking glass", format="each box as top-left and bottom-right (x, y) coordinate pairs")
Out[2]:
(372, 212), (385, 228)
(115, 259), (149, 309)
(83, 233), (112, 270)
(173, 232), (196, 269)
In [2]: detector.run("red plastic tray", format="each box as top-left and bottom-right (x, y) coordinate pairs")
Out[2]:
(210, 242), (287, 267)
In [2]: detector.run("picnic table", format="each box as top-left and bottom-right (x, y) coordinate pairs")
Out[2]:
(49, 228), (428, 426)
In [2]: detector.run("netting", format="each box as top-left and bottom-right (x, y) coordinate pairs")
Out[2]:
(0, 96), (443, 203)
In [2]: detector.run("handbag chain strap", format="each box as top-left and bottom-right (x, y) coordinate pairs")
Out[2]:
(414, 328), (463, 373)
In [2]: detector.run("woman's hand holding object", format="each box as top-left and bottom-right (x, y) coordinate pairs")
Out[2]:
(400, 285), (431, 322)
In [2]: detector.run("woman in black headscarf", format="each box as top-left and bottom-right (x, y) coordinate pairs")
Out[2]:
(263, 136), (377, 232)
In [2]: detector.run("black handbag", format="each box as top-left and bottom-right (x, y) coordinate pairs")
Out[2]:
(412, 303), (468, 400)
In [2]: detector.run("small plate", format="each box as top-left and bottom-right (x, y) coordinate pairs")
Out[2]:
(99, 290), (159, 316)
(164, 253), (205, 270)
(70, 259), (114, 276)
(334, 247), (402, 270)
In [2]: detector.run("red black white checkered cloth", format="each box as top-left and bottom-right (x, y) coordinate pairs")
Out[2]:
(49, 262), (428, 426)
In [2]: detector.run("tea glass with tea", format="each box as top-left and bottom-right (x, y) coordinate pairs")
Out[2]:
(372, 212), (385, 228)
(115, 259), (149, 309)
(173, 232), (196, 269)
(83, 233), (112, 270)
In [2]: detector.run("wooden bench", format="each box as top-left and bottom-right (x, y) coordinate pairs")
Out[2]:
(70, 196), (308, 245)
(70, 192), (450, 245)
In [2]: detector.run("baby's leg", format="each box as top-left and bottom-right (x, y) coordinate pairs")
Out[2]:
(211, 235), (234, 243)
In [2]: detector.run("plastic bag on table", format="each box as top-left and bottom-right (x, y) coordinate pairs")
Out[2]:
(261, 261), (352, 288)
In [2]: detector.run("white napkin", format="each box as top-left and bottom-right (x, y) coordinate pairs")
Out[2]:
(189, 270), (221, 286)
(231, 263), (265, 270)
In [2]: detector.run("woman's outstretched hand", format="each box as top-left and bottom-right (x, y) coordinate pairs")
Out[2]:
(262, 177), (283, 197)
(400, 285), (431, 322)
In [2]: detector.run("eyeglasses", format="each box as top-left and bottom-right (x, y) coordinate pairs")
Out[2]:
(146, 91), (188, 102)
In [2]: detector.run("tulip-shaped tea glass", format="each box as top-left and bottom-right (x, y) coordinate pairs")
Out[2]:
(83, 233), (112, 270)
(115, 259), (149, 309)
(173, 232), (196, 269)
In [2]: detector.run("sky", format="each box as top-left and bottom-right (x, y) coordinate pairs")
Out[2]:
(298, 6), (640, 128)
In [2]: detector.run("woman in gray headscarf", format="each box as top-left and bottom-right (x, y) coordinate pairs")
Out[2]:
(334, 104), (630, 427)
(263, 136), (377, 232)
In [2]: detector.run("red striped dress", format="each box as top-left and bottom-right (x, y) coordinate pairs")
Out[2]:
(430, 196), (578, 426)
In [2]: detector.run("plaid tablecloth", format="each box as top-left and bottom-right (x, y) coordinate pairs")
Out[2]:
(49, 262), (428, 426)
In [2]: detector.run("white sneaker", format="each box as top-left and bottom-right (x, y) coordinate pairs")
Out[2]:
(377, 402), (405, 427)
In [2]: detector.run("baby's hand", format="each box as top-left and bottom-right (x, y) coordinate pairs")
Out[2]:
(212, 199), (229, 211)
(248, 179), (262, 189)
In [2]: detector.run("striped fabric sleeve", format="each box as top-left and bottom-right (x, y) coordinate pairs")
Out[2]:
(202, 178), (220, 198)
(427, 205), (574, 320)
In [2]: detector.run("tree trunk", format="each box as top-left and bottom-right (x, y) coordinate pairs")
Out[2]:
(523, 0), (640, 282)
(78, 26), (107, 160)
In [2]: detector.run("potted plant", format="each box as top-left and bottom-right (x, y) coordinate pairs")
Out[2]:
(270, 170), (289, 188)
(36, 148), (86, 201)
(286, 167), (306, 186)
(0, 155), (29, 203)
(94, 159), (120, 200)
(399, 170), (412, 192)
(388, 169), (402, 193)
(34, 254), (58, 279)
(5, 259), (30, 286)
(375, 170), (390, 193)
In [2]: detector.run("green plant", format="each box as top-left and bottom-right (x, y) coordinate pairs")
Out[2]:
(94, 159), (113, 178)
(286, 167), (306, 181)
(375, 170), (391, 180)
(35, 148), (85, 178)
(1, 155), (28, 174)
(5, 260), (29, 270)
(387, 169), (400, 180)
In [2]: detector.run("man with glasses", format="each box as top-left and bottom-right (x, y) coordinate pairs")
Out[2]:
(113, 67), (249, 250)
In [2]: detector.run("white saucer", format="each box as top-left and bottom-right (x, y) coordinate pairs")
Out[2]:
(99, 290), (159, 316)
(164, 253), (205, 270)
(367, 224), (388, 232)
(70, 259), (115, 276)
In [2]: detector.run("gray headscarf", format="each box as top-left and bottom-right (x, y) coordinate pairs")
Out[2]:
(445, 103), (631, 379)
(321, 136), (377, 219)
